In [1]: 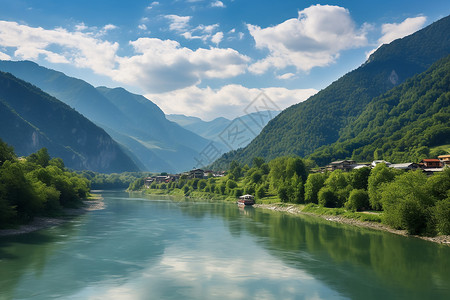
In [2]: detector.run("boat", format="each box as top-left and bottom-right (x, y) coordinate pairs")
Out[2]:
(237, 194), (255, 206)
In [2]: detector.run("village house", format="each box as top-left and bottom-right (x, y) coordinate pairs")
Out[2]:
(326, 160), (356, 172)
(389, 163), (421, 170)
(188, 169), (204, 179)
(420, 159), (442, 168)
(438, 154), (450, 166)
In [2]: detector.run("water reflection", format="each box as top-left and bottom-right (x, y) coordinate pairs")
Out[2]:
(1, 192), (449, 300)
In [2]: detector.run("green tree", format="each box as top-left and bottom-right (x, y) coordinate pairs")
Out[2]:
(381, 171), (434, 235)
(318, 187), (339, 208)
(368, 164), (399, 210)
(349, 167), (371, 190)
(434, 197), (450, 235)
(27, 148), (51, 167)
(345, 189), (370, 212)
(304, 173), (327, 204)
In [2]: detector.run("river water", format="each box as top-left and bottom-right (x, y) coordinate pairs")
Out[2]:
(1, 190), (449, 300)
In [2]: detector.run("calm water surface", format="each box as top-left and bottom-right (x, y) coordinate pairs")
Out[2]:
(1, 190), (449, 300)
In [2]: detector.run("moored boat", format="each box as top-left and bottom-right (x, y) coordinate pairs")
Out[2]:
(237, 194), (255, 206)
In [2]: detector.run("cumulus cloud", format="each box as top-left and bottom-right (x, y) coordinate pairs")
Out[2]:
(0, 21), (119, 74)
(114, 38), (249, 92)
(366, 16), (427, 58)
(247, 4), (368, 74)
(211, 32), (224, 45)
(0, 21), (249, 93)
(379, 16), (427, 45)
(145, 84), (317, 120)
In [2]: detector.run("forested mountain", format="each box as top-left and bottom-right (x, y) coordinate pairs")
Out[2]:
(309, 54), (450, 165)
(96, 87), (213, 172)
(167, 110), (280, 150)
(0, 61), (215, 173)
(211, 15), (450, 169)
(0, 71), (139, 173)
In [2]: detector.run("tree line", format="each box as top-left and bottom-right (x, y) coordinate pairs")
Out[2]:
(134, 156), (450, 236)
(0, 139), (90, 228)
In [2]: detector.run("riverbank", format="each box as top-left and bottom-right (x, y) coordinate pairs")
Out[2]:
(254, 203), (450, 245)
(0, 195), (105, 237)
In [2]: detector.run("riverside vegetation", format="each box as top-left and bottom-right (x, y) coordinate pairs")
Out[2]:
(130, 156), (450, 237)
(0, 139), (90, 229)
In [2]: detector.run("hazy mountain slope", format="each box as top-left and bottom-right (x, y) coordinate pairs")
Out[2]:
(0, 61), (215, 173)
(0, 71), (139, 172)
(211, 14), (450, 169)
(167, 110), (280, 150)
(309, 55), (450, 165)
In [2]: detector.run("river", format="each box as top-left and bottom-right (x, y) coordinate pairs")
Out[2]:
(1, 190), (449, 299)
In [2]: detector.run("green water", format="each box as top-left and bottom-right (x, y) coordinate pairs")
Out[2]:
(1, 190), (449, 300)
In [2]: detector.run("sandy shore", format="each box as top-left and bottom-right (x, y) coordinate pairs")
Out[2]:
(0, 198), (105, 237)
(254, 204), (450, 245)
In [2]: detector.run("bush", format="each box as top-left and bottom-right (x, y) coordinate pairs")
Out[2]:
(435, 197), (450, 235)
(346, 189), (370, 212)
(318, 187), (338, 208)
(256, 186), (266, 199)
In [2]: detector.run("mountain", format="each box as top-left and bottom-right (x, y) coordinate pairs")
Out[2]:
(167, 110), (280, 150)
(0, 71), (139, 173)
(0, 61), (215, 173)
(309, 54), (450, 165)
(95, 86), (214, 172)
(211, 15), (450, 169)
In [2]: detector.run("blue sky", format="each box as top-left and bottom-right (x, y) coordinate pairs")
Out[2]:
(0, 0), (449, 120)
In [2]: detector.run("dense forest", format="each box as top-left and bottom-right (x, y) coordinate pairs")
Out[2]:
(210, 15), (450, 170)
(0, 139), (90, 228)
(309, 54), (450, 166)
(134, 156), (450, 236)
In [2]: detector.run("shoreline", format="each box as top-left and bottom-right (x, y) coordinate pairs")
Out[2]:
(0, 198), (105, 237)
(254, 203), (450, 246)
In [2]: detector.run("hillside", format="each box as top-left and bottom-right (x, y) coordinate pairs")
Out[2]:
(0, 61), (216, 173)
(309, 55), (450, 165)
(167, 110), (280, 150)
(0, 71), (139, 173)
(211, 15), (450, 169)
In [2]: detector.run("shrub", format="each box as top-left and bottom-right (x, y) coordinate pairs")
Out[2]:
(318, 187), (338, 208)
(346, 189), (370, 212)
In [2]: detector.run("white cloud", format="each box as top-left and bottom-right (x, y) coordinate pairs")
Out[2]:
(211, 1), (225, 8)
(379, 16), (427, 45)
(247, 4), (367, 74)
(147, 1), (159, 9)
(114, 38), (250, 92)
(145, 84), (317, 120)
(0, 21), (119, 74)
(164, 15), (191, 32)
(211, 31), (223, 45)
(366, 16), (427, 59)
(138, 24), (147, 30)
(0, 50), (11, 60)
(0, 21), (249, 93)
(276, 72), (295, 80)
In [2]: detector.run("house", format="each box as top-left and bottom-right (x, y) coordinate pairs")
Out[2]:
(155, 175), (170, 183)
(438, 154), (450, 166)
(189, 169), (204, 179)
(420, 159), (442, 168)
(389, 163), (420, 170)
(326, 160), (356, 172)
(371, 160), (391, 167)
(144, 177), (154, 188)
